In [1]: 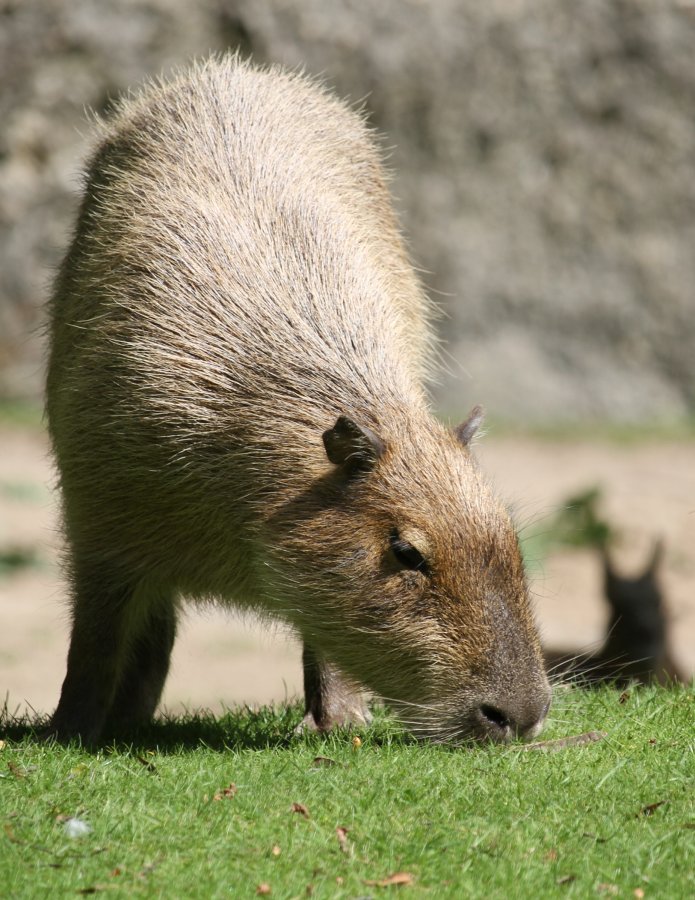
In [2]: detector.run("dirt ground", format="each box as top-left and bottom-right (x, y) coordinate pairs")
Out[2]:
(1, 425), (693, 720)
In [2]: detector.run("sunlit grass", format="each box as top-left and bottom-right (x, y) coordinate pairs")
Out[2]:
(2, 686), (693, 898)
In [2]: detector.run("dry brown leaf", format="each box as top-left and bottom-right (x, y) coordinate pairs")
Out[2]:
(638, 800), (668, 817)
(291, 802), (310, 819)
(364, 871), (415, 887)
(618, 690), (630, 705)
(336, 826), (351, 855)
(522, 731), (607, 752)
(544, 849), (558, 863)
(633, 889), (645, 898)
(4, 823), (22, 844)
(556, 874), (576, 885)
(136, 755), (157, 774)
(137, 860), (159, 880)
(312, 756), (338, 767)
(7, 761), (26, 779)
(256, 884), (271, 896)
(597, 884), (619, 895)
(213, 783), (237, 801)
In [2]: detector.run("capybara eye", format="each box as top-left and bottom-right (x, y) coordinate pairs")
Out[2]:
(389, 529), (428, 573)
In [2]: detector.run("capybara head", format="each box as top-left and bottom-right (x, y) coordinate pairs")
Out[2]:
(264, 408), (551, 743)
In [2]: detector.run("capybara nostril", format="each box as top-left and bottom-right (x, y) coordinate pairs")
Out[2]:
(475, 687), (551, 743)
(480, 703), (512, 731)
(477, 704), (513, 741)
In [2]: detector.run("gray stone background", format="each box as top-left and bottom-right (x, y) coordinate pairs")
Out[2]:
(2, 0), (694, 424)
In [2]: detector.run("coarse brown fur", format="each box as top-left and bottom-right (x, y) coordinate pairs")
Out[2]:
(46, 55), (550, 746)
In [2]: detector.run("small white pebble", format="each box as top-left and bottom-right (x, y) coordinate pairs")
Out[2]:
(64, 817), (92, 839)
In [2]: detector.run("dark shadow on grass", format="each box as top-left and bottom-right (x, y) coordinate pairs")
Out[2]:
(0, 702), (415, 754)
(0, 704), (301, 752)
(131, 704), (305, 752)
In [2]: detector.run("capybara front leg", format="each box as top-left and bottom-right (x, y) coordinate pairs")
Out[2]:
(297, 643), (372, 733)
(105, 599), (177, 733)
(49, 568), (136, 746)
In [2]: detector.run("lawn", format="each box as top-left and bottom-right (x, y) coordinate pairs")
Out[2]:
(1, 685), (693, 898)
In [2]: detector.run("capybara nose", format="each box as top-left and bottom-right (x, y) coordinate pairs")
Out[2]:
(476, 695), (550, 743)
(477, 703), (513, 740)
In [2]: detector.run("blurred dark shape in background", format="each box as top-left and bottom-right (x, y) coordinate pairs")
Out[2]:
(527, 488), (683, 684)
(1, 0), (695, 424)
(545, 537), (684, 686)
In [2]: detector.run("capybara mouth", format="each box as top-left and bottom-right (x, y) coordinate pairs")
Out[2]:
(389, 686), (551, 745)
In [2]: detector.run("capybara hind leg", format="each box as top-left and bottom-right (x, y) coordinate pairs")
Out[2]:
(49, 570), (136, 745)
(297, 644), (371, 733)
(105, 600), (177, 732)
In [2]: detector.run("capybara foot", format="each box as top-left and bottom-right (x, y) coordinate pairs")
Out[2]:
(295, 697), (372, 734)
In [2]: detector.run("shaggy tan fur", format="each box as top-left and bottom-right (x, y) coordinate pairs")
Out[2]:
(47, 55), (550, 745)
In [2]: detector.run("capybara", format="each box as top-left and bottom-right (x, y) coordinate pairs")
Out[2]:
(46, 56), (551, 745)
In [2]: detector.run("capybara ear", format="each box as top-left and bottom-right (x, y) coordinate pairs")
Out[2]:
(454, 405), (484, 446)
(323, 416), (385, 473)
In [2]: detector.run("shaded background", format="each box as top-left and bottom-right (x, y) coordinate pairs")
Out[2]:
(1, 1), (693, 715)
(2, 0), (695, 423)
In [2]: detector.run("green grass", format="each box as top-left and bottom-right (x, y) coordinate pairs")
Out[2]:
(519, 486), (612, 573)
(0, 547), (43, 578)
(1, 687), (693, 898)
(0, 399), (43, 429)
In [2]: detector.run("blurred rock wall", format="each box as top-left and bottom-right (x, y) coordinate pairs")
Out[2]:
(1, 0), (694, 422)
